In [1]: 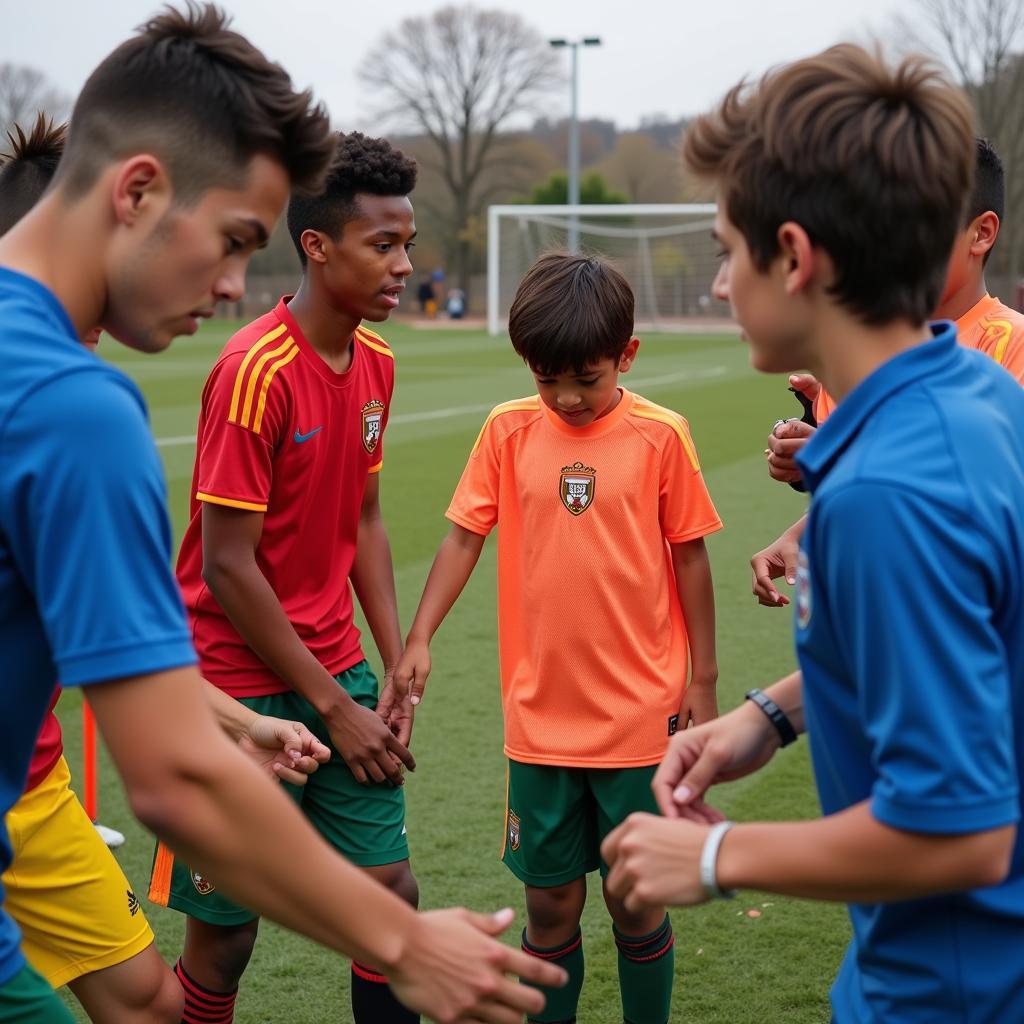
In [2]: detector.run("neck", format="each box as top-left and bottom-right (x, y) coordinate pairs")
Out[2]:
(807, 306), (930, 404)
(0, 191), (107, 337)
(287, 277), (361, 362)
(934, 274), (988, 323)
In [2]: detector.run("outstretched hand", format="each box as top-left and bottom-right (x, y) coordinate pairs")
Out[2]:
(237, 715), (330, 786)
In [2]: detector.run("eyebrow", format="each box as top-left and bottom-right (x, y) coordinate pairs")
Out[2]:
(371, 229), (418, 240)
(239, 217), (269, 246)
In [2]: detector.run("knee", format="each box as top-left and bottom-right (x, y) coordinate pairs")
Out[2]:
(526, 883), (585, 933)
(368, 861), (419, 908)
(185, 920), (258, 991)
(149, 969), (185, 1024)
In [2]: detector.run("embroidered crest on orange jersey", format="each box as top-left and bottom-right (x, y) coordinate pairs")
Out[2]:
(507, 810), (521, 852)
(362, 399), (385, 454)
(560, 462), (596, 515)
(191, 870), (215, 896)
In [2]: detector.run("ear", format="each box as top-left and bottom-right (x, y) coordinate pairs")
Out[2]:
(110, 155), (169, 227)
(618, 337), (640, 373)
(776, 221), (815, 296)
(301, 229), (330, 265)
(968, 211), (1000, 260)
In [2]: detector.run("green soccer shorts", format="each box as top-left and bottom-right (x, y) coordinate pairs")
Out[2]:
(150, 659), (409, 926)
(0, 963), (75, 1024)
(501, 760), (660, 887)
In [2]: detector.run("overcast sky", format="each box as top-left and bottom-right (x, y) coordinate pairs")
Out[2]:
(4, 0), (908, 130)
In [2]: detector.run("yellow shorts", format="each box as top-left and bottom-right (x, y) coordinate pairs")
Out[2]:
(1, 757), (153, 989)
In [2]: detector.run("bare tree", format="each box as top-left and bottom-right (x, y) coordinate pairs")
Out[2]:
(901, 0), (1024, 299)
(359, 4), (562, 297)
(0, 64), (70, 142)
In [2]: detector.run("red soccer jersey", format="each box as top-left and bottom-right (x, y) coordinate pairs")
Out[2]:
(176, 298), (395, 698)
(23, 690), (62, 794)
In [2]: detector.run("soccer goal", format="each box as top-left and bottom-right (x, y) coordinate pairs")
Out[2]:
(486, 203), (728, 335)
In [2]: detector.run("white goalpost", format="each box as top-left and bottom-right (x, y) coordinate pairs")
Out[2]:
(486, 203), (727, 335)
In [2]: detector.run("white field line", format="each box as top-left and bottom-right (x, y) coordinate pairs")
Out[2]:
(154, 365), (727, 449)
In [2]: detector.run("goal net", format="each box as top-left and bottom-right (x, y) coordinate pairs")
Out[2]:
(486, 204), (728, 335)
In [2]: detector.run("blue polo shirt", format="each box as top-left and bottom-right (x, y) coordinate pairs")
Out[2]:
(0, 268), (196, 986)
(795, 322), (1024, 1022)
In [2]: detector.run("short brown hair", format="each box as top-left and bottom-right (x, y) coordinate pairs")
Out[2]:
(0, 116), (66, 235)
(684, 44), (975, 325)
(58, 2), (333, 202)
(508, 252), (634, 375)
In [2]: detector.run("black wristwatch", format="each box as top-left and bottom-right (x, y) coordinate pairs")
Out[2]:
(745, 688), (798, 747)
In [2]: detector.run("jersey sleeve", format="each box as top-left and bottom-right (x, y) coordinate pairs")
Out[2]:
(996, 329), (1024, 385)
(659, 416), (723, 543)
(0, 371), (196, 687)
(445, 414), (502, 536)
(815, 482), (1019, 834)
(194, 354), (288, 512)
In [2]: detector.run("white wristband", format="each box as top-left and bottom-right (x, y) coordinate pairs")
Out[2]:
(699, 821), (737, 900)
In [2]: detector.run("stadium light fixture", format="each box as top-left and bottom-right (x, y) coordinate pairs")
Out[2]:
(549, 36), (602, 251)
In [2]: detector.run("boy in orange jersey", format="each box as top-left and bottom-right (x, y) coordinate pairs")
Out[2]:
(754, 136), (1024, 605)
(394, 252), (722, 1024)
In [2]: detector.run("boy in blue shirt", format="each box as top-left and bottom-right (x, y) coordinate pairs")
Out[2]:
(602, 43), (1024, 1023)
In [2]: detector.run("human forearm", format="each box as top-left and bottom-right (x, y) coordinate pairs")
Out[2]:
(351, 516), (403, 671)
(717, 801), (1014, 901)
(203, 679), (258, 741)
(672, 538), (717, 681)
(88, 668), (413, 967)
(762, 670), (805, 734)
(406, 524), (486, 642)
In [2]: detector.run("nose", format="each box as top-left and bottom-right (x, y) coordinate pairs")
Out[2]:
(711, 262), (729, 303)
(215, 264), (246, 304)
(556, 390), (583, 409)
(393, 248), (413, 278)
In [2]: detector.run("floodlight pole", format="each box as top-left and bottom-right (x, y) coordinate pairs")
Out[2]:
(549, 36), (601, 252)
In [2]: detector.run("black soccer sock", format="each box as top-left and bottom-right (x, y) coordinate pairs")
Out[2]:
(175, 957), (237, 1024)
(614, 914), (675, 1024)
(351, 961), (419, 1024)
(521, 927), (584, 1023)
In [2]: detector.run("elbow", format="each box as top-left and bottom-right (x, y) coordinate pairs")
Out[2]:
(201, 551), (242, 595)
(125, 773), (195, 841)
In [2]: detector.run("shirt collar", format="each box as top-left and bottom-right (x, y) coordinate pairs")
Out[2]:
(797, 321), (960, 491)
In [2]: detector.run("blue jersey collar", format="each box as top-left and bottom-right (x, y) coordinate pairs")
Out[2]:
(796, 321), (959, 492)
(0, 266), (79, 344)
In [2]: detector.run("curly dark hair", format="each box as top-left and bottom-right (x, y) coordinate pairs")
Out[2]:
(0, 115), (67, 235)
(287, 131), (418, 264)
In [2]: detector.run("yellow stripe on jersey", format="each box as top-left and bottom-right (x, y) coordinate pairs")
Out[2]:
(631, 401), (700, 471)
(986, 319), (1014, 366)
(252, 345), (300, 434)
(356, 327), (395, 360)
(228, 323), (288, 424)
(237, 336), (297, 431)
(196, 492), (268, 513)
(471, 397), (541, 455)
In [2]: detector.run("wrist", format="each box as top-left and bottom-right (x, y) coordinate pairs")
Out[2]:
(699, 821), (737, 899)
(688, 667), (719, 686)
(745, 688), (798, 747)
(316, 688), (355, 722)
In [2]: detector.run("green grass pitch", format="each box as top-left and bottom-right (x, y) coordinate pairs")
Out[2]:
(56, 319), (850, 1022)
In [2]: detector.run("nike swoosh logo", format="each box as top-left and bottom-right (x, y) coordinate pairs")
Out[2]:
(293, 426), (322, 443)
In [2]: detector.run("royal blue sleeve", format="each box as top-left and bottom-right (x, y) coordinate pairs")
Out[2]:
(2, 368), (196, 686)
(817, 481), (1019, 834)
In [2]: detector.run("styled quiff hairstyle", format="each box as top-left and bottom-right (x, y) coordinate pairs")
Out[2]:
(508, 252), (634, 375)
(57, 2), (334, 202)
(684, 44), (976, 325)
(0, 116), (67, 235)
(287, 131), (418, 265)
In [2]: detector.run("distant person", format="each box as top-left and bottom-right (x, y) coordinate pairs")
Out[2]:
(416, 274), (434, 315)
(395, 252), (721, 1024)
(446, 286), (465, 319)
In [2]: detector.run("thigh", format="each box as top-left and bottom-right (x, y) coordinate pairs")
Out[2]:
(2, 759), (154, 990)
(502, 761), (599, 887)
(589, 765), (660, 877)
(0, 964), (75, 1024)
(301, 662), (410, 868)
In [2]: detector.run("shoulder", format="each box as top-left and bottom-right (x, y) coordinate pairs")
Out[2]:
(481, 396), (542, 437)
(625, 393), (701, 468)
(355, 325), (396, 363)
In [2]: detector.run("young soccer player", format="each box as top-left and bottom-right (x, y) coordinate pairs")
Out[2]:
(602, 44), (1024, 1023)
(159, 130), (423, 1024)
(394, 252), (722, 1024)
(0, 8), (563, 1023)
(753, 137), (1024, 605)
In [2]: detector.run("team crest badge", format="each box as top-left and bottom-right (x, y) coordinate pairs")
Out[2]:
(507, 810), (521, 852)
(559, 462), (596, 515)
(191, 870), (216, 896)
(796, 549), (812, 629)
(361, 399), (385, 454)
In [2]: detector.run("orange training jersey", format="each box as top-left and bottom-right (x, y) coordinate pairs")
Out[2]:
(176, 298), (394, 697)
(446, 388), (722, 769)
(812, 294), (1024, 423)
